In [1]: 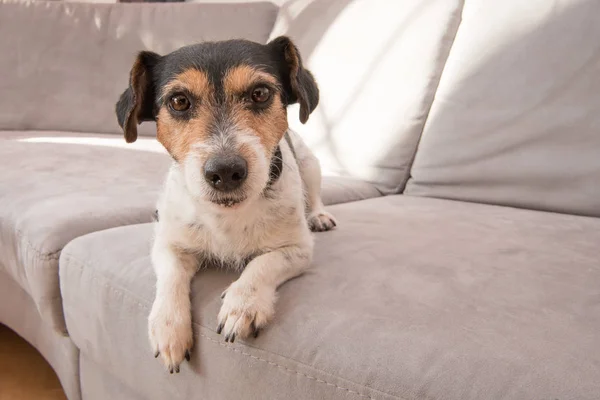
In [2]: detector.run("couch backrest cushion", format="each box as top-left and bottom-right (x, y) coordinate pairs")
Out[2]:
(0, 0), (278, 136)
(268, 0), (464, 194)
(405, 0), (600, 217)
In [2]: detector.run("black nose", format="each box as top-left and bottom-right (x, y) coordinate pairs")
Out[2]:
(204, 155), (248, 192)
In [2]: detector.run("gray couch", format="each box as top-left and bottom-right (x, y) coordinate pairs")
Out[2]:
(1, 0), (599, 399)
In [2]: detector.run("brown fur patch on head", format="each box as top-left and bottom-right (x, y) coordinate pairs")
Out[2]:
(224, 65), (278, 95)
(162, 69), (212, 99)
(157, 66), (288, 163)
(157, 107), (214, 162)
(242, 98), (288, 153)
(157, 69), (214, 161)
(223, 65), (288, 154)
(122, 56), (148, 143)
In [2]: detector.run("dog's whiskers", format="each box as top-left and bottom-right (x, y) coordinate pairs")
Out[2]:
(270, 154), (293, 171)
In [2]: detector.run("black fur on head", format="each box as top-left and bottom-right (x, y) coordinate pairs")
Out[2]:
(115, 36), (319, 143)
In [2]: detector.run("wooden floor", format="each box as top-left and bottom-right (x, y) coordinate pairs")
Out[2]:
(0, 324), (67, 400)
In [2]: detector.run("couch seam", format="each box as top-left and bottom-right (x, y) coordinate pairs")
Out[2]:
(197, 331), (379, 400)
(13, 229), (66, 298)
(61, 253), (404, 400)
(14, 228), (62, 260)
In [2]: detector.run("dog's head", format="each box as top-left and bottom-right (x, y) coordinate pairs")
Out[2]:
(115, 37), (318, 208)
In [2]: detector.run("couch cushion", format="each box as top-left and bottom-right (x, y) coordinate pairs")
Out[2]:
(319, 175), (381, 205)
(0, 0), (278, 135)
(0, 130), (378, 334)
(0, 131), (171, 333)
(60, 196), (600, 400)
(268, 0), (463, 194)
(405, 0), (600, 217)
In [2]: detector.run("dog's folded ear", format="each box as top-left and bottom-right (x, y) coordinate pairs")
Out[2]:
(268, 36), (319, 124)
(115, 51), (161, 143)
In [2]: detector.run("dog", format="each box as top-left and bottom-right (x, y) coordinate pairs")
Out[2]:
(115, 36), (337, 373)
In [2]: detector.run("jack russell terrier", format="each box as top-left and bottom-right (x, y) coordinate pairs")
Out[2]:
(115, 36), (336, 373)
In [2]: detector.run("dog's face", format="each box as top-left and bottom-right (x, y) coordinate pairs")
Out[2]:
(115, 37), (318, 208)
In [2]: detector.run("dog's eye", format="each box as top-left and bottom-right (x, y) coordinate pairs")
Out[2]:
(169, 94), (190, 112)
(251, 86), (271, 103)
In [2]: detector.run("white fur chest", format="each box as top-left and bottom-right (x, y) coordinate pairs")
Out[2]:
(155, 151), (308, 269)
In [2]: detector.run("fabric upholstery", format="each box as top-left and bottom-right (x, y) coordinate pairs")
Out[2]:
(0, 0), (278, 135)
(320, 176), (381, 205)
(80, 355), (145, 400)
(405, 0), (600, 217)
(60, 196), (600, 400)
(0, 132), (172, 333)
(0, 131), (379, 334)
(0, 270), (81, 400)
(268, 0), (464, 194)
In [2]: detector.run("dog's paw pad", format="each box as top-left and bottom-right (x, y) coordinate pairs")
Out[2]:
(217, 283), (275, 342)
(307, 210), (337, 232)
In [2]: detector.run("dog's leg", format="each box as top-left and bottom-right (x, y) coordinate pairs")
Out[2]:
(217, 244), (312, 341)
(148, 237), (197, 373)
(293, 137), (337, 232)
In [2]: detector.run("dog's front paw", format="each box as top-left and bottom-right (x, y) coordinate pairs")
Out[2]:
(307, 210), (337, 232)
(148, 300), (193, 373)
(217, 282), (276, 342)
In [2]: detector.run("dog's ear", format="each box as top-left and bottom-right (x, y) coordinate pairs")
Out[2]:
(115, 51), (161, 143)
(268, 36), (319, 124)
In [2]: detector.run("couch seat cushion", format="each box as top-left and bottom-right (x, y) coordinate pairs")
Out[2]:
(0, 131), (171, 333)
(0, 131), (379, 334)
(60, 196), (600, 400)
